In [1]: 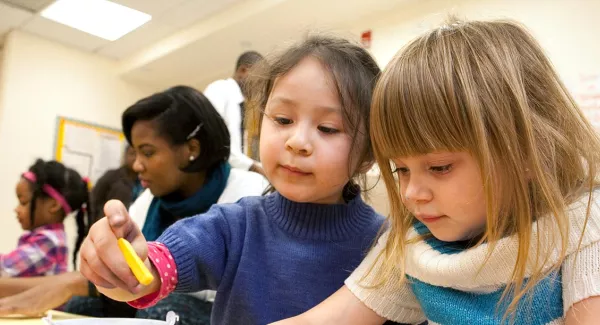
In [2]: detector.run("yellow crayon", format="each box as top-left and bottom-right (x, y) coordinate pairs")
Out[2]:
(117, 238), (154, 286)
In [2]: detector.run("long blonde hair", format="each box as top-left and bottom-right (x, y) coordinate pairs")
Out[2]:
(369, 17), (600, 320)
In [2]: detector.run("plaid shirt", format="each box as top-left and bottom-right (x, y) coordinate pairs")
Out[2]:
(0, 223), (68, 277)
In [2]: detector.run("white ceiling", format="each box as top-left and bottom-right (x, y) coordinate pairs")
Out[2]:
(0, 0), (413, 90)
(119, 0), (412, 89)
(0, 0), (249, 57)
(2, 0), (54, 12)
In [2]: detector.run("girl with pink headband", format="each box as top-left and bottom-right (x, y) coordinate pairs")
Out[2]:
(1, 159), (91, 278)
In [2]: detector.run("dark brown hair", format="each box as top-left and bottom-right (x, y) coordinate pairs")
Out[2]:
(122, 85), (230, 173)
(246, 35), (381, 193)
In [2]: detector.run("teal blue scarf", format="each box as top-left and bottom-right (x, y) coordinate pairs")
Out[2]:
(142, 162), (231, 241)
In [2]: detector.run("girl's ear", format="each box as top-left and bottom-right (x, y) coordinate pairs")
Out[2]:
(187, 138), (202, 161)
(39, 197), (62, 215)
(179, 139), (201, 167)
(49, 198), (62, 214)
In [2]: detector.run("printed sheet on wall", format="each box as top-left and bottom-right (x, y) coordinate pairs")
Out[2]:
(54, 117), (126, 186)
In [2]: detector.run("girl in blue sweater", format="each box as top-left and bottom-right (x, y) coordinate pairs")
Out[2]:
(79, 35), (387, 324)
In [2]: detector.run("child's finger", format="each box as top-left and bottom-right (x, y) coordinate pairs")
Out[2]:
(127, 232), (149, 262)
(104, 199), (148, 261)
(82, 247), (133, 291)
(79, 252), (116, 289)
(78, 222), (117, 290)
(104, 200), (139, 241)
(82, 217), (141, 292)
(79, 233), (125, 290)
(88, 228), (141, 292)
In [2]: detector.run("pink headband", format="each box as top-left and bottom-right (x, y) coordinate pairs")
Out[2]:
(22, 171), (73, 214)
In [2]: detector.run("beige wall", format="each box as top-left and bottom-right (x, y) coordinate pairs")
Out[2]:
(0, 48), (5, 128)
(0, 31), (153, 268)
(358, 0), (600, 216)
(354, 0), (599, 88)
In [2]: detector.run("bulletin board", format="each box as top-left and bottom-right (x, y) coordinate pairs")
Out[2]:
(54, 117), (126, 186)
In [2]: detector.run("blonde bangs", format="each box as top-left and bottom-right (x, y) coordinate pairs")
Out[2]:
(371, 34), (479, 162)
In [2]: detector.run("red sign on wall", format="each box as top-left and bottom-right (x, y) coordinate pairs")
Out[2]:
(361, 30), (372, 49)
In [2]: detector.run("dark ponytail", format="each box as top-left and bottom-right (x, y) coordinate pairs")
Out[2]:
(72, 177), (90, 269)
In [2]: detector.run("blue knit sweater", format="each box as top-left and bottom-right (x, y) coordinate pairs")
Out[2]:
(157, 192), (384, 324)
